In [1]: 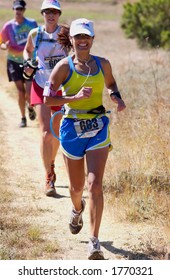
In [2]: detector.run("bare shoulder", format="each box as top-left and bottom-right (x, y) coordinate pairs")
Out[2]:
(27, 27), (39, 43)
(29, 27), (38, 37)
(96, 56), (112, 71)
(55, 57), (69, 71)
(59, 56), (69, 65)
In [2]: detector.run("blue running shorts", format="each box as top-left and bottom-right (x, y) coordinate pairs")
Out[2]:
(60, 116), (111, 160)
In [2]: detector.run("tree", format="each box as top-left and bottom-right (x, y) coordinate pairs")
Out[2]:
(121, 0), (170, 49)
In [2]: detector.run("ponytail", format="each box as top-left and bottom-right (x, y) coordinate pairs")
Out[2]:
(58, 24), (72, 52)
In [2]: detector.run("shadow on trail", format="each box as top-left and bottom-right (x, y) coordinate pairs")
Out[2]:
(49, 189), (69, 199)
(57, 185), (69, 189)
(52, 193), (69, 199)
(101, 241), (152, 260)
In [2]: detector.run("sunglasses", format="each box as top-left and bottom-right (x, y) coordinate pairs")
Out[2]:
(42, 9), (60, 15)
(15, 8), (24, 11)
(74, 34), (92, 40)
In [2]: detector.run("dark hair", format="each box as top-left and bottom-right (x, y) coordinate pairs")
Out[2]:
(58, 24), (72, 52)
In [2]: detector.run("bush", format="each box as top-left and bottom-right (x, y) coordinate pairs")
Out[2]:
(121, 0), (170, 49)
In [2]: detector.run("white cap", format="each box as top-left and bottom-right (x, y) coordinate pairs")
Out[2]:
(70, 18), (95, 37)
(41, 0), (61, 13)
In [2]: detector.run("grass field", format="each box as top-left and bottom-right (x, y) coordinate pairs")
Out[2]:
(0, 0), (169, 259)
(0, 0), (124, 24)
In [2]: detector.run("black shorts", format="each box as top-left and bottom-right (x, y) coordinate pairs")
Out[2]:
(7, 59), (24, 82)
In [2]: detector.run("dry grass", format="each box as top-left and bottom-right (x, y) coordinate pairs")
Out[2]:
(104, 47), (170, 227)
(0, 186), (60, 259)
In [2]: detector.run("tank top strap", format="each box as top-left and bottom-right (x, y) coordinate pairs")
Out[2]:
(68, 56), (75, 71)
(92, 55), (104, 74)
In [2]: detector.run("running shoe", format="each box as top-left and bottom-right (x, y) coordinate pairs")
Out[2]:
(19, 117), (27, 128)
(69, 199), (86, 234)
(28, 106), (36, 121)
(45, 173), (56, 197)
(88, 237), (104, 260)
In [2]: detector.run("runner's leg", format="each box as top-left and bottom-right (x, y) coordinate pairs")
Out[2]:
(36, 103), (54, 175)
(25, 80), (36, 120)
(63, 155), (85, 211)
(25, 80), (32, 105)
(14, 80), (26, 118)
(86, 147), (109, 238)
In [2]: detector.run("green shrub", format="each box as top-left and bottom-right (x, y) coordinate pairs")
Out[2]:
(121, 0), (170, 49)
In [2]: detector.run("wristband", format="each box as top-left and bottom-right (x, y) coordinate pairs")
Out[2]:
(43, 81), (57, 97)
(110, 91), (122, 99)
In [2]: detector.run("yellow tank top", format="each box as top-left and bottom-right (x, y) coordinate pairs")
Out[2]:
(62, 55), (105, 119)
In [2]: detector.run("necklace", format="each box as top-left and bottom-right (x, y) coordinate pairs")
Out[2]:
(73, 54), (91, 88)
(75, 55), (91, 65)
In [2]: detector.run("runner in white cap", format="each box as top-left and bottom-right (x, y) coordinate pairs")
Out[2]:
(23, 0), (70, 196)
(44, 18), (126, 259)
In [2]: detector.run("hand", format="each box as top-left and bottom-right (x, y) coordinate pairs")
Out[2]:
(0, 41), (9, 50)
(23, 66), (35, 77)
(74, 87), (92, 100)
(23, 59), (38, 79)
(110, 94), (126, 112)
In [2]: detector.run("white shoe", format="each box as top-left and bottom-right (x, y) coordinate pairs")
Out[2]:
(88, 237), (104, 260)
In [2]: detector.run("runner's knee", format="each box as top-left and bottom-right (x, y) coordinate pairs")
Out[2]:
(42, 130), (53, 144)
(70, 185), (84, 194)
(88, 179), (103, 197)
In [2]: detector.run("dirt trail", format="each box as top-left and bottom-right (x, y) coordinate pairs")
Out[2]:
(0, 86), (168, 260)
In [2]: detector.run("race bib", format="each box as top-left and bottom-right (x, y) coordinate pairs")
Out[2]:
(74, 118), (103, 138)
(44, 55), (65, 69)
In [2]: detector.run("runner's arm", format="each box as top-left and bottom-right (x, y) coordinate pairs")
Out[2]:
(101, 58), (126, 112)
(0, 26), (9, 50)
(23, 31), (35, 60)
